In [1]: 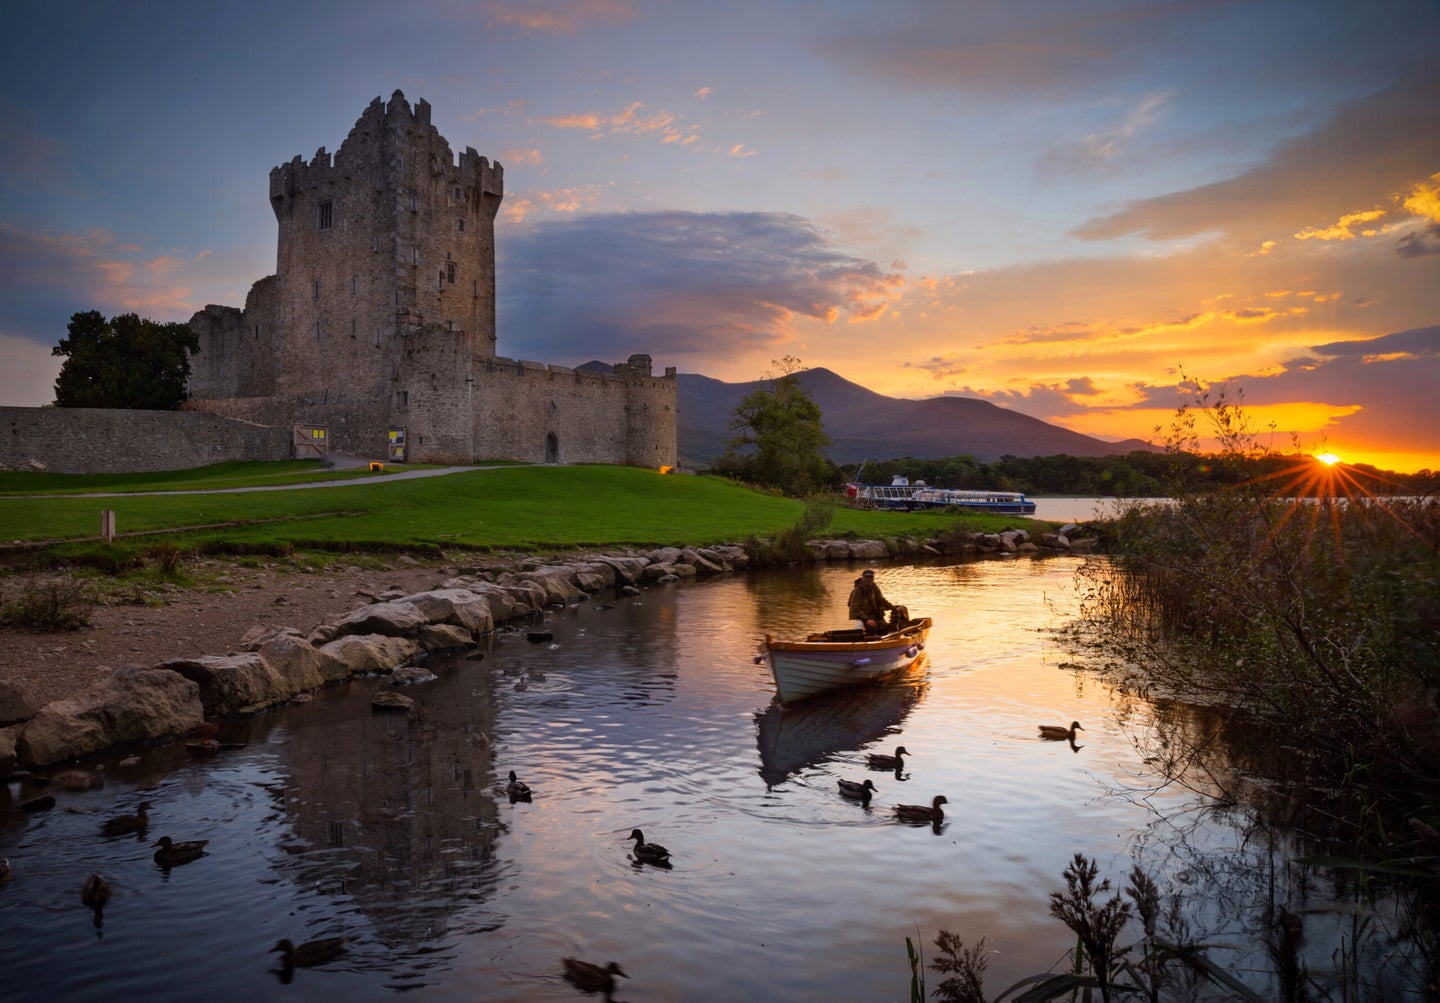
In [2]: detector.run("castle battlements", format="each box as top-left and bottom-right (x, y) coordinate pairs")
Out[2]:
(270, 90), (502, 214)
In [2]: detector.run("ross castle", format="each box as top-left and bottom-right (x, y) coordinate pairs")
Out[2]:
(183, 90), (677, 467)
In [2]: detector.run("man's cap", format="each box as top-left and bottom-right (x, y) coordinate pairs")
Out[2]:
(862, 569), (874, 577)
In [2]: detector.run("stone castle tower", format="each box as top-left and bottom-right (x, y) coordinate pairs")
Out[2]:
(186, 91), (676, 468)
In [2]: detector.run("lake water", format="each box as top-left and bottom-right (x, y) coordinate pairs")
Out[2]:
(0, 556), (1413, 1000)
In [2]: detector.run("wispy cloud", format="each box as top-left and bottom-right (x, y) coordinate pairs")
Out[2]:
(0, 223), (209, 346)
(1071, 72), (1440, 245)
(483, 0), (637, 35)
(531, 101), (700, 147)
(1037, 90), (1173, 175)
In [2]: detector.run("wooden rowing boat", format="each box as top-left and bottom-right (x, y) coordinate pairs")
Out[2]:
(760, 617), (932, 704)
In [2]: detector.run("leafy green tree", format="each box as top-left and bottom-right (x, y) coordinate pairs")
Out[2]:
(52, 311), (200, 409)
(719, 355), (833, 496)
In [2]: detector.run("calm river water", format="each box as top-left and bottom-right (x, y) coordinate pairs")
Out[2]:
(0, 554), (1408, 1000)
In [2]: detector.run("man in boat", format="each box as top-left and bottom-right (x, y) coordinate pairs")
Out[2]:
(848, 569), (906, 633)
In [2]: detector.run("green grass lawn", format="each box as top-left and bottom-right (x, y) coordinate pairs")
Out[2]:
(0, 459), (458, 495)
(0, 463), (1038, 557)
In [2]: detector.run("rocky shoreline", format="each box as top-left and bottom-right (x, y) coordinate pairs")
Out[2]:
(0, 524), (1090, 775)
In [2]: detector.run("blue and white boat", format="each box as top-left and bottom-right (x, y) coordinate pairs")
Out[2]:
(843, 476), (1035, 515)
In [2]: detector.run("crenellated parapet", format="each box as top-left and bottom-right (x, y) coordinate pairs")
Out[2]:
(270, 90), (501, 221)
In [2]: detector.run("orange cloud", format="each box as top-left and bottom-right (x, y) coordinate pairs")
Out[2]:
(502, 146), (545, 167)
(532, 101), (702, 147)
(1403, 172), (1440, 221)
(1294, 208), (1388, 241)
(502, 184), (605, 223)
(0, 222), (214, 324)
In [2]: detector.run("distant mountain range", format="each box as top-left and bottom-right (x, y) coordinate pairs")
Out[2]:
(581, 363), (1155, 466)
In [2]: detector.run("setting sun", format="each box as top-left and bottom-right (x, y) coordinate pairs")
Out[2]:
(1315, 452), (1342, 466)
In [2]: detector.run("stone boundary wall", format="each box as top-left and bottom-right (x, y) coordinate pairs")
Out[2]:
(184, 355), (678, 467)
(1, 407), (291, 474)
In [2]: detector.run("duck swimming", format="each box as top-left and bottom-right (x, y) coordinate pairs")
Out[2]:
(562, 957), (628, 998)
(627, 828), (672, 865)
(867, 745), (910, 771)
(893, 795), (948, 824)
(1038, 721), (1084, 741)
(152, 835), (209, 867)
(81, 872), (111, 910)
(506, 770), (532, 801)
(101, 800), (152, 837)
(271, 935), (350, 969)
(837, 778), (879, 803)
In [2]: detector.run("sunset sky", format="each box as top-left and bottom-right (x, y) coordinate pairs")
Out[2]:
(3, 1), (1438, 472)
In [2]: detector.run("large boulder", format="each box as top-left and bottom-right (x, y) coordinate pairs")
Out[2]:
(497, 580), (548, 614)
(465, 581), (522, 623)
(259, 630), (337, 688)
(811, 540), (852, 561)
(404, 588), (495, 637)
(709, 544), (749, 569)
(847, 539), (890, 560)
(332, 600), (429, 639)
(646, 546), (684, 566)
(679, 548), (725, 574)
(157, 652), (291, 716)
(0, 723), (20, 776)
(0, 680), (38, 726)
(590, 555), (649, 583)
(17, 667), (203, 766)
(512, 566), (586, 604)
(414, 623), (474, 651)
(318, 634), (421, 676)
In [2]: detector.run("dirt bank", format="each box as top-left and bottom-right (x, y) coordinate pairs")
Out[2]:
(0, 555), (462, 712)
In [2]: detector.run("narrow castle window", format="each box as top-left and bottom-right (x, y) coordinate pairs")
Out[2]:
(472, 280), (478, 297)
(315, 322), (322, 342)
(313, 278), (320, 300)
(350, 318), (357, 338)
(456, 217), (465, 232)
(372, 235), (381, 253)
(453, 186), (462, 201)
(411, 247), (420, 265)
(396, 390), (408, 407)
(437, 270), (445, 290)
(319, 200), (333, 230)
(350, 275), (357, 294)
(410, 193), (418, 212)
(447, 259), (456, 284)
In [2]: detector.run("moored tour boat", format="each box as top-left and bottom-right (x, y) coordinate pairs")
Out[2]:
(760, 617), (932, 704)
(842, 476), (1035, 515)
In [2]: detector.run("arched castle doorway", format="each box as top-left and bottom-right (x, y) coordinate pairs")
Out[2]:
(544, 432), (559, 464)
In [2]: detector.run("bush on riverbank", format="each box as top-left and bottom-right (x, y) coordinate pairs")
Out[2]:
(1073, 381), (1440, 812)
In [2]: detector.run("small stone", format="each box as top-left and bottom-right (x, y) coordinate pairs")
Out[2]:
(372, 690), (413, 712)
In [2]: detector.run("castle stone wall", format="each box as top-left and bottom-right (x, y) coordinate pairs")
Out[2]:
(1, 407), (290, 475)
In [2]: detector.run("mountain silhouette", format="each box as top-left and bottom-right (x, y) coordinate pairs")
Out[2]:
(579, 363), (1155, 466)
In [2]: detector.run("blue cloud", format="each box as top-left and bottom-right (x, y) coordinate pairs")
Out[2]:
(497, 210), (896, 363)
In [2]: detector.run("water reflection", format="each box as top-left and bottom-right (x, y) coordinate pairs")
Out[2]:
(0, 554), (1428, 1000)
(754, 667), (927, 788)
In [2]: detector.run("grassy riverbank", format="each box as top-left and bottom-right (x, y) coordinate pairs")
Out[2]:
(0, 462), (1035, 560)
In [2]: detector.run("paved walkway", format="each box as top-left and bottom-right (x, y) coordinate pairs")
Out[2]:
(13, 460), (525, 499)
